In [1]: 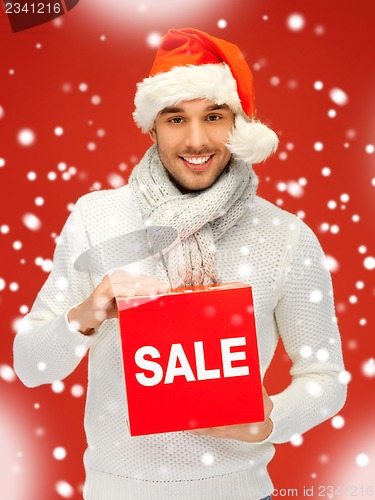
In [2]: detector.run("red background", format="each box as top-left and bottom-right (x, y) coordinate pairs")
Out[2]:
(0, 1), (374, 499)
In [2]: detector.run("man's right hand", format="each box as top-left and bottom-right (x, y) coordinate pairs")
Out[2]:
(67, 270), (170, 335)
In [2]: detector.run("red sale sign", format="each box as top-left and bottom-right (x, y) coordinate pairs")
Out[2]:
(117, 282), (264, 436)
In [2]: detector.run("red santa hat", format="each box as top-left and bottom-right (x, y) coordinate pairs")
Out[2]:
(133, 28), (278, 164)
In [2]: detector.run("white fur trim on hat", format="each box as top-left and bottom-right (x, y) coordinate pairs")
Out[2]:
(133, 63), (242, 133)
(227, 115), (279, 164)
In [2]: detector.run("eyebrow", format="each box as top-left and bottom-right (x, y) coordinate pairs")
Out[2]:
(158, 103), (230, 115)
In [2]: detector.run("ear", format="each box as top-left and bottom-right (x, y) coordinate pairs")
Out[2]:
(149, 128), (157, 144)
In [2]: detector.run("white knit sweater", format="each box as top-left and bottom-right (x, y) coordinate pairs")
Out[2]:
(14, 184), (346, 500)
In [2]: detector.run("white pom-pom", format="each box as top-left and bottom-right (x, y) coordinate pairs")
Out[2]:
(227, 115), (279, 164)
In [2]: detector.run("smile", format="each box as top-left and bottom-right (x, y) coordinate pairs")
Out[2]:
(182, 155), (212, 165)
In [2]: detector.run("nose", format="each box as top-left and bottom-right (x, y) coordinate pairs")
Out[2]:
(185, 120), (209, 150)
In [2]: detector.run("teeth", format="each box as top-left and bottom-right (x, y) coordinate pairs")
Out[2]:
(183, 156), (210, 165)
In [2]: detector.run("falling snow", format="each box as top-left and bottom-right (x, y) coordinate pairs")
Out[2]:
(53, 447), (67, 460)
(108, 173), (125, 188)
(300, 345), (312, 358)
(331, 415), (345, 429)
(146, 32), (162, 48)
(316, 349), (329, 362)
(48, 171), (57, 180)
(201, 453), (215, 465)
(91, 95), (101, 105)
(324, 255), (339, 272)
(2, 7), (373, 498)
(329, 88), (349, 106)
(27, 171), (37, 181)
(363, 256), (375, 270)
(71, 384), (85, 397)
(287, 13), (305, 31)
(362, 359), (375, 377)
(55, 480), (74, 498)
(52, 381), (65, 393)
(286, 181), (304, 198)
(306, 380), (323, 397)
(338, 370), (351, 384)
(290, 434), (303, 446)
(22, 213), (42, 231)
(54, 126), (64, 136)
(0, 364), (17, 382)
(355, 454), (369, 467)
(309, 290), (323, 303)
(9, 282), (19, 292)
(17, 128), (35, 146)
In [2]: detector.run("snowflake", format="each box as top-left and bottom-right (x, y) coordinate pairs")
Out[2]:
(54, 126), (64, 136)
(363, 256), (375, 270)
(55, 480), (74, 498)
(329, 88), (348, 106)
(331, 415), (345, 429)
(91, 95), (101, 105)
(146, 32), (162, 48)
(71, 384), (85, 397)
(356, 453), (369, 467)
(362, 359), (375, 377)
(17, 128), (35, 146)
(290, 434), (303, 446)
(201, 452), (215, 465)
(53, 447), (67, 460)
(0, 364), (16, 382)
(52, 381), (65, 393)
(287, 13), (305, 31)
(309, 290), (323, 303)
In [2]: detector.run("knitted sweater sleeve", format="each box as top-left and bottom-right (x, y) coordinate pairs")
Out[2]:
(13, 199), (97, 387)
(267, 219), (347, 444)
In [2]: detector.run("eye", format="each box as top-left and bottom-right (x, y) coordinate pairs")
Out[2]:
(206, 114), (221, 122)
(169, 117), (184, 124)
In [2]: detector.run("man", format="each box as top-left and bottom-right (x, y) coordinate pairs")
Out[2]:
(14, 28), (346, 500)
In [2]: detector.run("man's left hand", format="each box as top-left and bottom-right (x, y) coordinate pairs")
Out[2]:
(188, 386), (273, 443)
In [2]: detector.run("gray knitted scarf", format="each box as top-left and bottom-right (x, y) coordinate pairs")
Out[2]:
(129, 145), (258, 288)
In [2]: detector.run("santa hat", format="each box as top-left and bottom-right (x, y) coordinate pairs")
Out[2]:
(133, 28), (278, 164)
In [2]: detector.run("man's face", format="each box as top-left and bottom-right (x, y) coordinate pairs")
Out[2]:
(149, 99), (235, 192)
